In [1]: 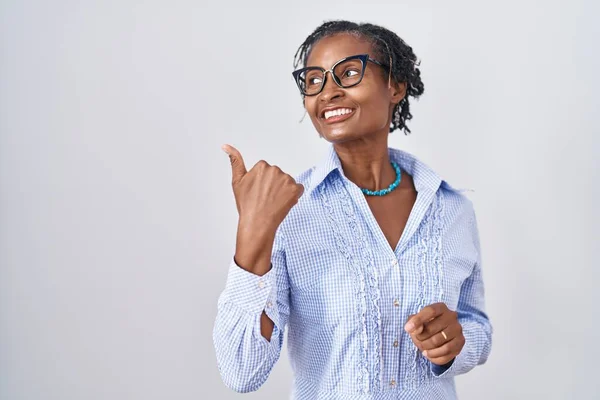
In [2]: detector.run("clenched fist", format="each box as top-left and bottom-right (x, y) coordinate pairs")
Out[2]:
(222, 144), (304, 275)
(404, 302), (465, 367)
(223, 144), (304, 228)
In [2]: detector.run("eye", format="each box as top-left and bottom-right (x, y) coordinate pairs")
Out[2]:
(308, 76), (323, 86)
(344, 69), (360, 78)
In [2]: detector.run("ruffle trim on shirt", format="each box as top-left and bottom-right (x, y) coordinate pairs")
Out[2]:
(332, 176), (383, 392)
(412, 201), (431, 388)
(318, 175), (370, 394)
(433, 189), (446, 304)
(408, 189), (446, 389)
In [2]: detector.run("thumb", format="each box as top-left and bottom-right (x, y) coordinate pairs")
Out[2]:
(222, 144), (247, 185)
(296, 183), (305, 198)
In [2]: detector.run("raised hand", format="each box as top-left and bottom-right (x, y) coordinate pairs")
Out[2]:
(222, 144), (304, 275)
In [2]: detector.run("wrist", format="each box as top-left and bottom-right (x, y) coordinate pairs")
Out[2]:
(237, 216), (278, 239)
(431, 357), (455, 368)
(234, 219), (277, 276)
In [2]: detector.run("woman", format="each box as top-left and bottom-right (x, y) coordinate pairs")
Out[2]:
(213, 20), (492, 399)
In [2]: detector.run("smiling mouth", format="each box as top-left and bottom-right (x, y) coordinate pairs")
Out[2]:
(321, 107), (355, 124)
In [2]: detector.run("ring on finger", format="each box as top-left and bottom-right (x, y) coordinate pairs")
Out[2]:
(441, 330), (448, 341)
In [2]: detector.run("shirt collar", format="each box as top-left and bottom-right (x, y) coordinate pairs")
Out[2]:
(307, 143), (448, 195)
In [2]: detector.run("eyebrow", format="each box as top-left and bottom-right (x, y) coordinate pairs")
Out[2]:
(305, 54), (363, 68)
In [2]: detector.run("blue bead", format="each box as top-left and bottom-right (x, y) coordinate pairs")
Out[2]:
(360, 161), (402, 196)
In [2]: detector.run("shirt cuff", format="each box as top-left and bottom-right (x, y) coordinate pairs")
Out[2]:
(430, 358), (455, 376)
(219, 257), (275, 314)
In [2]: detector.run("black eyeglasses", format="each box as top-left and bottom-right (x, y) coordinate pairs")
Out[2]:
(292, 54), (388, 96)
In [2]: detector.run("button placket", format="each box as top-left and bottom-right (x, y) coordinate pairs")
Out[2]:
(391, 265), (401, 389)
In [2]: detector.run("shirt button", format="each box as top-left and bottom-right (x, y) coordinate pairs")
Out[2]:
(266, 301), (273, 308)
(393, 340), (399, 347)
(392, 259), (398, 267)
(258, 280), (266, 289)
(390, 379), (396, 387)
(393, 299), (400, 307)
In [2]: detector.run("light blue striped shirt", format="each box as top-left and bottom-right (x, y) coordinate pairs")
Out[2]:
(213, 145), (492, 399)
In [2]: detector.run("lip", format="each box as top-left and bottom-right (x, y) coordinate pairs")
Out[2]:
(320, 107), (356, 125)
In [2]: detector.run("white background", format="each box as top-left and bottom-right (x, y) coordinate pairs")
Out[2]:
(1, 0), (598, 399)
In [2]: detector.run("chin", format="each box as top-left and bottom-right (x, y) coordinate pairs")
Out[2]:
(320, 131), (361, 144)
(316, 121), (355, 140)
(320, 125), (380, 144)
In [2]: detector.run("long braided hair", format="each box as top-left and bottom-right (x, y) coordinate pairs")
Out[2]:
(294, 20), (425, 134)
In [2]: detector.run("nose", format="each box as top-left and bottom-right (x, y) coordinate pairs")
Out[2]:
(319, 70), (344, 102)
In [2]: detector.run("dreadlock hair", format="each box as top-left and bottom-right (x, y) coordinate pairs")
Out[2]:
(293, 20), (425, 135)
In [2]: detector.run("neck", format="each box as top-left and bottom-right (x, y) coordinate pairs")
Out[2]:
(333, 137), (396, 192)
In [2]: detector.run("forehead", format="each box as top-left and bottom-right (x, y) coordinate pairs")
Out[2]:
(306, 33), (374, 68)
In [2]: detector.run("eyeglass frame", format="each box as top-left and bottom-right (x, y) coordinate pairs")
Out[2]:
(291, 54), (389, 96)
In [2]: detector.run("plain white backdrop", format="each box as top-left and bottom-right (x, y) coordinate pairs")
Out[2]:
(1, 0), (598, 399)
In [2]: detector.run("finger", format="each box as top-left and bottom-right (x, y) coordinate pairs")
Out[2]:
(296, 183), (305, 198)
(404, 303), (447, 334)
(423, 336), (463, 360)
(415, 319), (450, 343)
(415, 311), (455, 341)
(222, 144), (247, 185)
(405, 316), (419, 346)
(409, 332), (424, 351)
(429, 355), (455, 367)
(420, 323), (461, 351)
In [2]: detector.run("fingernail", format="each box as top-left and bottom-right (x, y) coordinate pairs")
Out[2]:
(404, 322), (414, 333)
(221, 145), (229, 155)
(422, 350), (428, 357)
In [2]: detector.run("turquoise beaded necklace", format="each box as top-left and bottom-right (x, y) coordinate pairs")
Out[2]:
(360, 162), (402, 196)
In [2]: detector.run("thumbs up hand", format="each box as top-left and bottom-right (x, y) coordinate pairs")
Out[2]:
(222, 144), (304, 275)
(223, 144), (304, 228)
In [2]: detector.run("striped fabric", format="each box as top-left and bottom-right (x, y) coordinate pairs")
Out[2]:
(213, 144), (492, 399)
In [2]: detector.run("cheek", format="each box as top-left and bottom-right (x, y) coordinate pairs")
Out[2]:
(305, 98), (319, 118)
(352, 80), (389, 110)
(303, 100), (323, 133)
(357, 93), (391, 123)
(304, 99), (322, 125)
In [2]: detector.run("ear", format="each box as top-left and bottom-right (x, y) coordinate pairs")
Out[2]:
(389, 81), (407, 105)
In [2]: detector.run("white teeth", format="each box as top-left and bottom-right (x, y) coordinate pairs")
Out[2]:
(324, 108), (353, 120)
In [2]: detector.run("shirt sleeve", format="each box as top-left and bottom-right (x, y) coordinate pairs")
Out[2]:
(431, 203), (493, 378)
(430, 358), (455, 375)
(212, 230), (290, 392)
